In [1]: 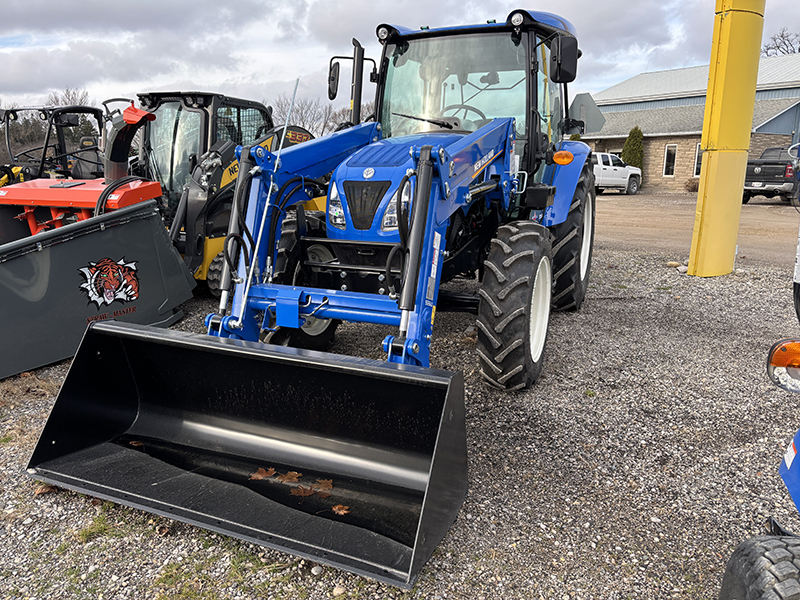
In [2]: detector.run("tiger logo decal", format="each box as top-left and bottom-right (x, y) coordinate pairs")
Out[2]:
(79, 257), (139, 307)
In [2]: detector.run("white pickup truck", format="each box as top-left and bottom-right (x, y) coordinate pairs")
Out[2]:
(591, 152), (642, 195)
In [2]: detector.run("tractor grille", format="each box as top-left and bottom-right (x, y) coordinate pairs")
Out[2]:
(342, 181), (391, 230)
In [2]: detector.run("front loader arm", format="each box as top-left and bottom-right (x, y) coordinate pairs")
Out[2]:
(210, 122), (380, 339)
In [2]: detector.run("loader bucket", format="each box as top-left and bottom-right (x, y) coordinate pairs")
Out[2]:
(27, 321), (467, 589)
(0, 201), (195, 379)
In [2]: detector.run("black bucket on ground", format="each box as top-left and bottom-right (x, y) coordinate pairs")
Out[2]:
(27, 321), (467, 589)
(0, 201), (195, 379)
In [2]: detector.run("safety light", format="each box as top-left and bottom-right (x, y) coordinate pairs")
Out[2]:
(510, 12), (524, 26)
(768, 339), (800, 393)
(377, 26), (390, 40)
(553, 150), (574, 165)
(328, 182), (346, 230)
(39, 111), (48, 121)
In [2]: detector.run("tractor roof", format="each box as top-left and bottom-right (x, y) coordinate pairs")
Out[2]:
(377, 9), (577, 42)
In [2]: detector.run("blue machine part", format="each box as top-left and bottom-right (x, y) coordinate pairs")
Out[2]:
(382, 10), (577, 38)
(541, 139), (592, 227)
(780, 429), (800, 513)
(209, 118), (518, 368)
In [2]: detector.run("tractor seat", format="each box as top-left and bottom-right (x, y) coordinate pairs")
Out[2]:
(71, 136), (103, 179)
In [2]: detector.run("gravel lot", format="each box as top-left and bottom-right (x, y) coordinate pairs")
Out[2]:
(2, 194), (800, 599)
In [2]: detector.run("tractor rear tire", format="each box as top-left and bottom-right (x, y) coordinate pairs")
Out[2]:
(476, 222), (553, 391)
(205, 251), (225, 298)
(549, 160), (595, 311)
(266, 209), (339, 351)
(719, 535), (800, 600)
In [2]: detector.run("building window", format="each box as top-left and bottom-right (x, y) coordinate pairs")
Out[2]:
(663, 144), (677, 177)
(694, 143), (703, 177)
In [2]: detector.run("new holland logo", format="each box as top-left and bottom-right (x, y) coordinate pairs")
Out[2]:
(79, 257), (139, 308)
(363, 167), (375, 179)
(473, 149), (496, 175)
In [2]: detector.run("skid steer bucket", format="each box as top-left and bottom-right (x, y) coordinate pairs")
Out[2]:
(0, 200), (195, 379)
(27, 321), (467, 588)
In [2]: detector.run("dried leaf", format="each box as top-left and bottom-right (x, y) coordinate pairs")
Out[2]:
(249, 467), (276, 481)
(19, 372), (33, 378)
(331, 504), (350, 516)
(312, 479), (333, 491)
(276, 471), (302, 483)
(316, 491), (331, 499)
(290, 486), (316, 497)
(155, 524), (170, 536)
(129, 440), (144, 447)
(34, 484), (57, 496)
(89, 497), (102, 506)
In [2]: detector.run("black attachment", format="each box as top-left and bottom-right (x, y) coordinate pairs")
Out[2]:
(27, 321), (467, 589)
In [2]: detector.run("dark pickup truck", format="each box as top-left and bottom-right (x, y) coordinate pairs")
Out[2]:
(743, 146), (799, 204)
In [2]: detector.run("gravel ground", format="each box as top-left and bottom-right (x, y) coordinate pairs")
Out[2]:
(2, 240), (800, 599)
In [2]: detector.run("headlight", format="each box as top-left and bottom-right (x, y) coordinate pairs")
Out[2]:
(328, 181), (346, 230)
(381, 180), (412, 230)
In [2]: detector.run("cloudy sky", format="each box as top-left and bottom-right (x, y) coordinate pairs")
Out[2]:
(1, 0), (798, 111)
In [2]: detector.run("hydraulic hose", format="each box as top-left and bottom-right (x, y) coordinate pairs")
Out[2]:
(95, 176), (148, 215)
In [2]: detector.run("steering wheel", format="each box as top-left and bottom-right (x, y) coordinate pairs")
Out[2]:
(442, 104), (487, 121)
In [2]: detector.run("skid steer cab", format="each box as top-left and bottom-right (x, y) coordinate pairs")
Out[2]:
(29, 9), (594, 590)
(134, 91), (314, 294)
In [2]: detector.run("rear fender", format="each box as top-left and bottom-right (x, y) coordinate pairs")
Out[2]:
(541, 140), (591, 227)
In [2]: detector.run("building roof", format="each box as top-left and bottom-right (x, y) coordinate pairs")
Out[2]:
(583, 97), (800, 139)
(594, 53), (800, 105)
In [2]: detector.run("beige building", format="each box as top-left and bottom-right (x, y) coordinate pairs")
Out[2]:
(582, 54), (800, 193)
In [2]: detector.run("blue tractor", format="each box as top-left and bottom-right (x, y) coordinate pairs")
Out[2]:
(28, 9), (595, 589)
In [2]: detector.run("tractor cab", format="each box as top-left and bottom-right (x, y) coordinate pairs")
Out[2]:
(0, 105), (105, 185)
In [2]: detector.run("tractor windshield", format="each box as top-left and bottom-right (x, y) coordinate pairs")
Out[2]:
(145, 101), (202, 213)
(380, 32), (529, 140)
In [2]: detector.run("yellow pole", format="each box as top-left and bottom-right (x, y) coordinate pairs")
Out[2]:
(688, 0), (765, 277)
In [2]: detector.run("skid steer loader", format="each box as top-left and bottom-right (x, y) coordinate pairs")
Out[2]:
(0, 103), (195, 380)
(134, 91), (313, 293)
(29, 9), (595, 588)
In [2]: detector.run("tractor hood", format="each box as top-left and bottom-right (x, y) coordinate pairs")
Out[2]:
(328, 132), (465, 242)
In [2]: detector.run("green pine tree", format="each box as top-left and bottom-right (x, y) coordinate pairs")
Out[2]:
(620, 126), (644, 170)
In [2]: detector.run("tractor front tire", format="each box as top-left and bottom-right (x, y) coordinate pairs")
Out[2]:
(719, 535), (800, 600)
(476, 222), (553, 391)
(549, 161), (595, 311)
(266, 209), (339, 351)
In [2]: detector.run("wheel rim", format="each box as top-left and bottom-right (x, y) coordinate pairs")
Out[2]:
(579, 192), (593, 281)
(298, 244), (335, 335)
(528, 255), (552, 363)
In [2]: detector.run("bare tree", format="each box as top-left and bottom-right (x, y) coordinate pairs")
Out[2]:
(266, 95), (375, 138)
(762, 28), (800, 56)
(46, 87), (93, 108)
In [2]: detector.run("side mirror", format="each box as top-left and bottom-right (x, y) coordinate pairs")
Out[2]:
(551, 36), (579, 83)
(57, 113), (80, 127)
(328, 61), (340, 101)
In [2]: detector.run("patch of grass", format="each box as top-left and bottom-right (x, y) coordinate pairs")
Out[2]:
(584, 389), (596, 397)
(656, 286), (672, 291)
(76, 513), (115, 544)
(0, 434), (12, 444)
(55, 541), (71, 555)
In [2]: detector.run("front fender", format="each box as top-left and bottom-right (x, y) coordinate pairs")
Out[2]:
(542, 140), (591, 227)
